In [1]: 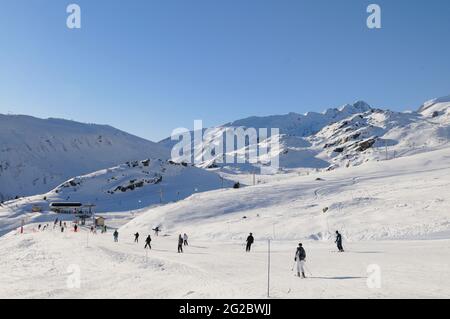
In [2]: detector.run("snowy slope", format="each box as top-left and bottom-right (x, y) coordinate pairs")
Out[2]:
(121, 146), (450, 242)
(0, 115), (169, 200)
(419, 95), (450, 119)
(0, 159), (233, 236)
(1, 146), (450, 298)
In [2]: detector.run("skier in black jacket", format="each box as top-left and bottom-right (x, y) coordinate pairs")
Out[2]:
(144, 235), (152, 249)
(246, 233), (254, 252)
(134, 232), (139, 243)
(335, 231), (344, 252)
(295, 243), (307, 278)
(178, 234), (184, 253)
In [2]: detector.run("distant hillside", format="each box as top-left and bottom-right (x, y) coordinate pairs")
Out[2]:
(0, 114), (169, 200)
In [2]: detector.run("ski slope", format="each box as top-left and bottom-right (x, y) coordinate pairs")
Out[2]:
(1, 147), (450, 298)
(0, 228), (449, 299)
(122, 147), (450, 241)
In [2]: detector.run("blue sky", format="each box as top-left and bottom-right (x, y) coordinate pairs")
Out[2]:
(0, 0), (449, 141)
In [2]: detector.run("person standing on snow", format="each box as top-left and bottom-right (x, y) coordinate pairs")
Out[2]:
(113, 230), (119, 242)
(246, 233), (254, 252)
(335, 231), (344, 252)
(74, 224), (78, 232)
(134, 232), (140, 243)
(178, 234), (184, 253)
(145, 235), (152, 250)
(183, 233), (189, 246)
(295, 243), (307, 278)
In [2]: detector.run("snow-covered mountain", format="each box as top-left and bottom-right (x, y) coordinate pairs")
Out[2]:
(418, 95), (450, 120)
(0, 158), (233, 235)
(0, 115), (169, 201)
(161, 97), (450, 174)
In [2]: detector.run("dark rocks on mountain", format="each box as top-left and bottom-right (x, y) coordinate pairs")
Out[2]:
(69, 180), (78, 187)
(355, 138), (377, 152)
(432, 111), (440, 118)
(333, 147), (345, 153)
(324, 141), (339, 149)
(168, 160), (189, 167)
(206, 162), (219, 169)
(111, 175), (163, 194)
(338, 121), (349, 129)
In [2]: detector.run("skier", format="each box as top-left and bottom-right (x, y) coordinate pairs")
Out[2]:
(177, 234), (184, 253)
(144, 235), (152, 250)
(113, 230), (119, 242)
(246, 233), (254, 252)
(335, 230), (344, 252)
(153, 226), (160, 236)
(38, 224), (41, 231)
(183, 233), (189, 246)
(294, 243), (307, 278)
(134, 232), (140, 243)
(74, 224), (78, 232)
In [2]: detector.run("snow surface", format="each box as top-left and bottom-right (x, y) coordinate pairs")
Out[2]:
(1, 146), (450, 298)
(0, 159), (233, 236)
(0, 114), (169, 200)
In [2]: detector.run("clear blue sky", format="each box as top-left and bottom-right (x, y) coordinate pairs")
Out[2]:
(0, 0), (449, 141)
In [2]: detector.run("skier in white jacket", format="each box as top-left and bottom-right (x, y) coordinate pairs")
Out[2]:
(295, 243), (307, 278)
(183, 233), (189, 246)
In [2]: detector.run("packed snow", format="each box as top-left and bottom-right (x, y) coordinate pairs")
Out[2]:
(1, 145), (450, 298)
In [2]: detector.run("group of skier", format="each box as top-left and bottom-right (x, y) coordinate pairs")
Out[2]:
(294, 230), (344, 278)
(128, 230), (188, 253)
(133, 232), (153, 249)
(244, 230), (345, 279)
(33, 217), (345, 280)
(177, 233), (188, 253)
